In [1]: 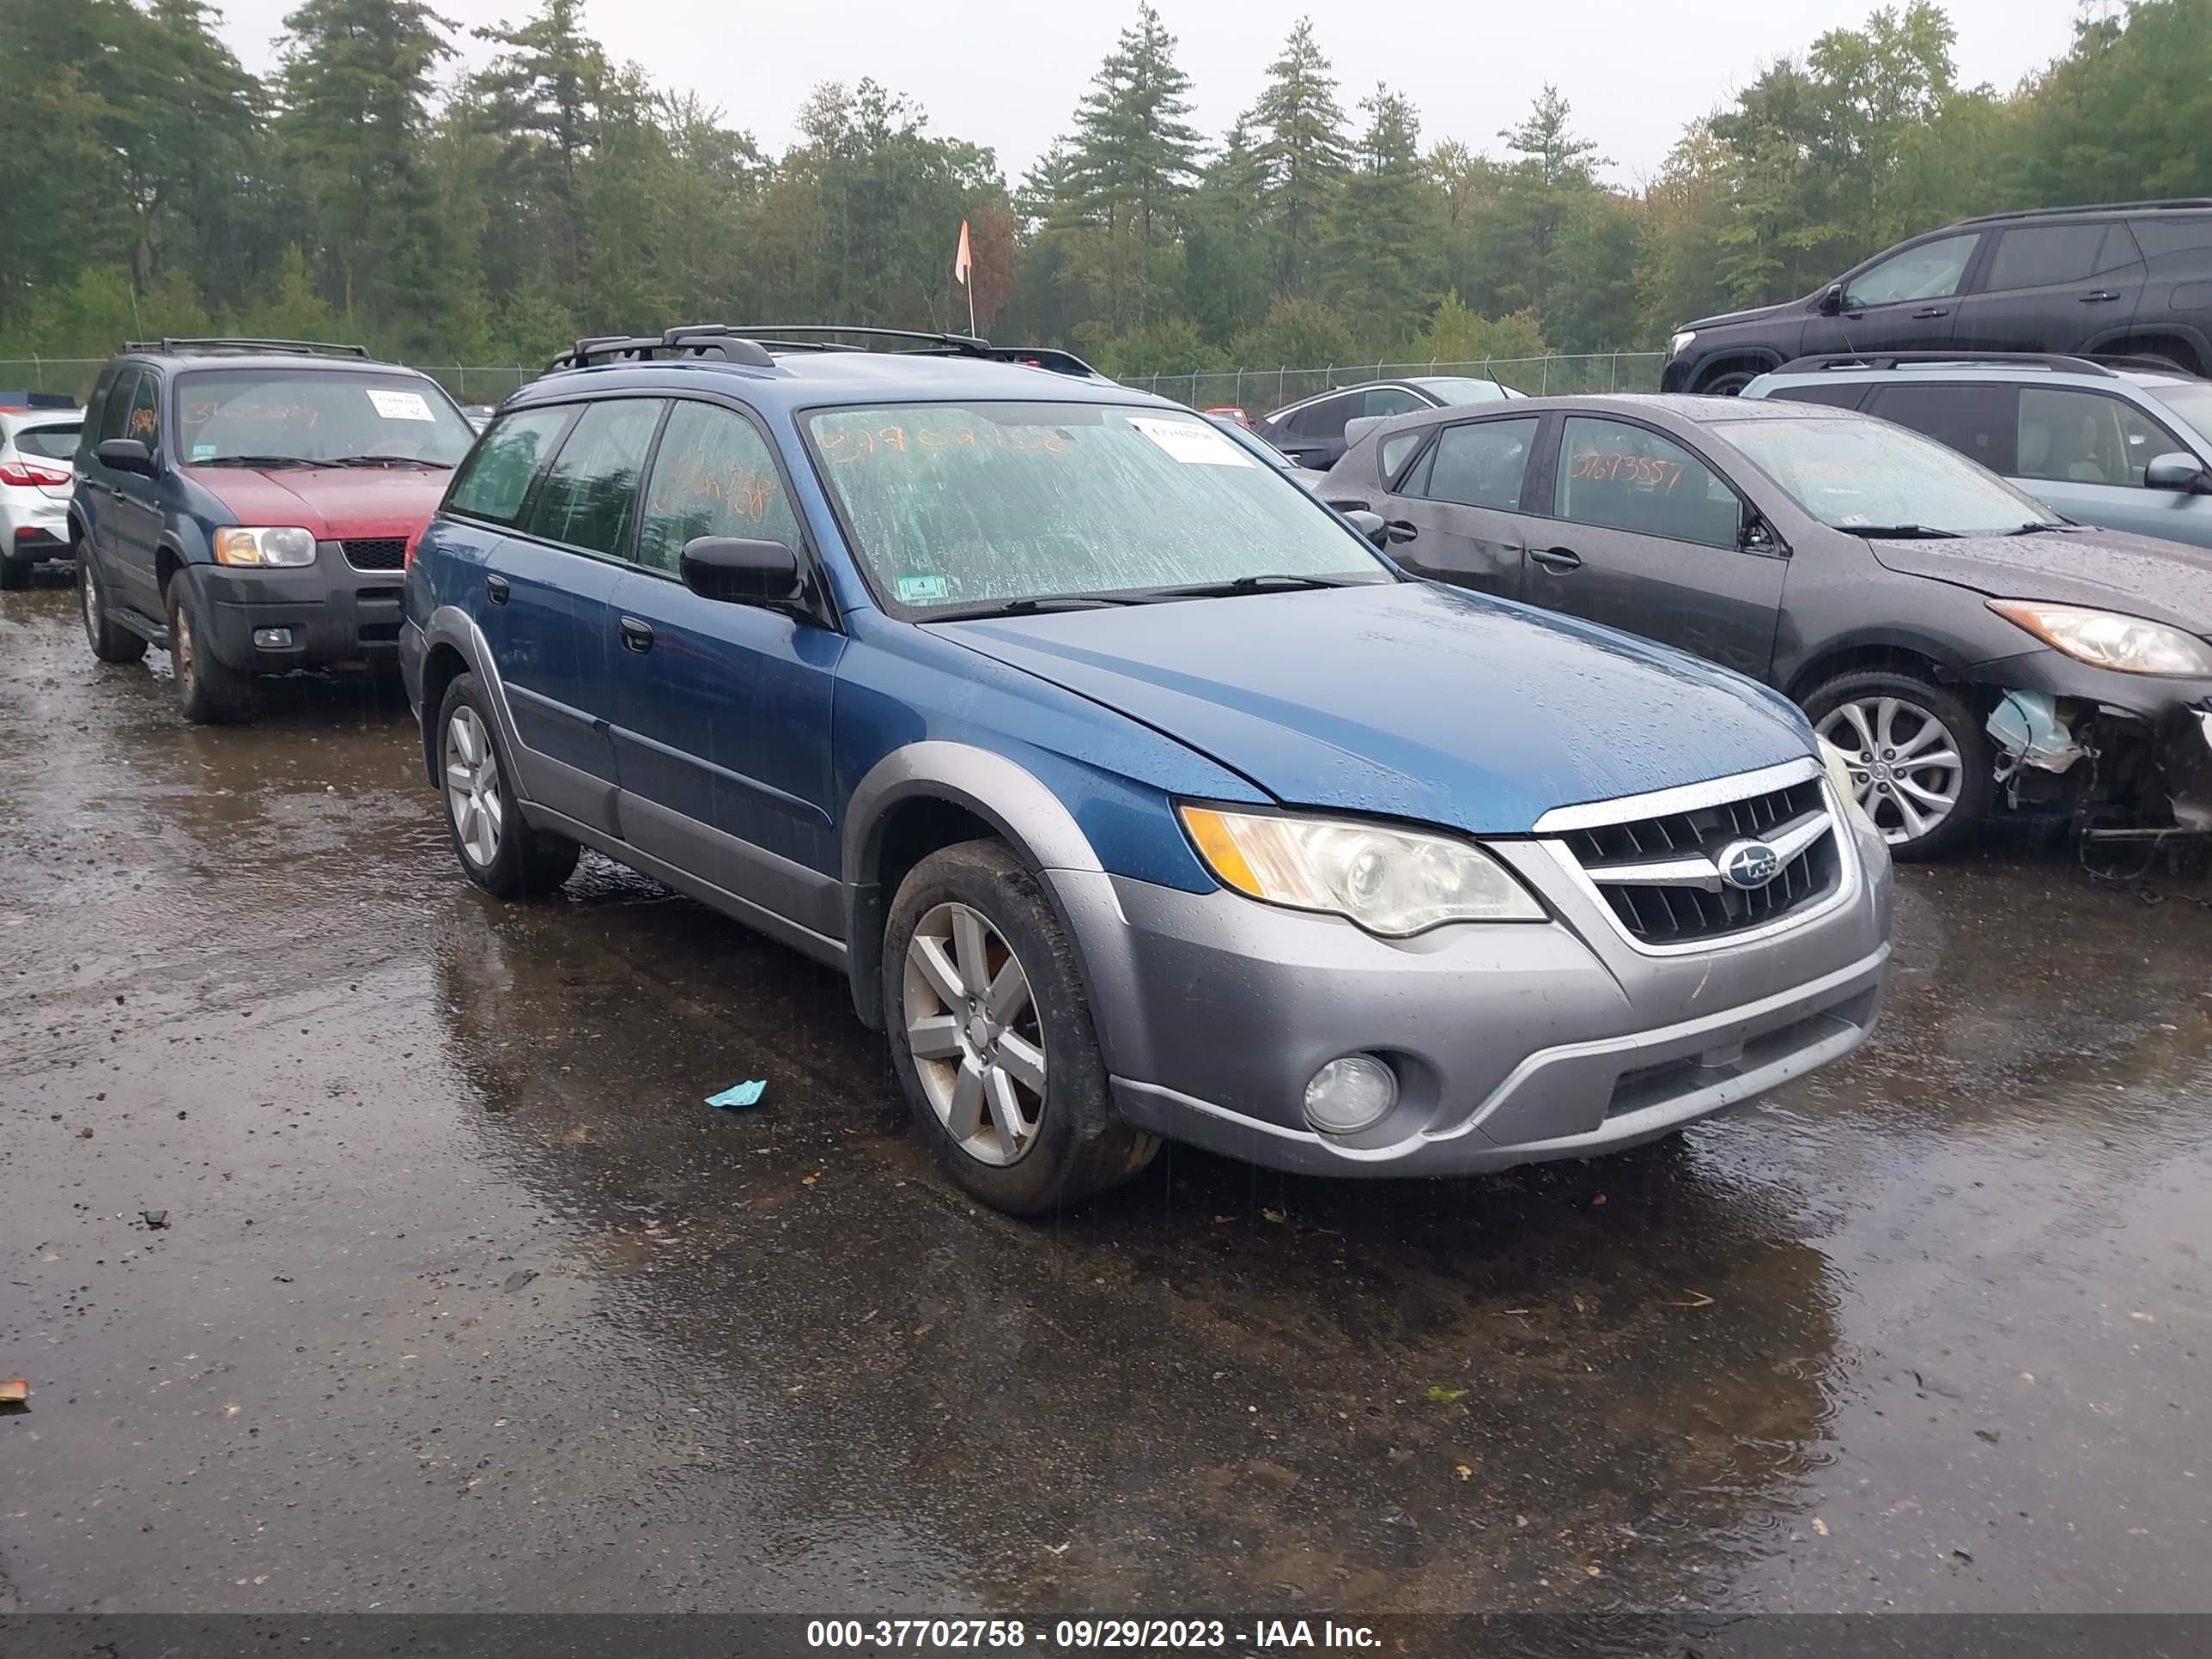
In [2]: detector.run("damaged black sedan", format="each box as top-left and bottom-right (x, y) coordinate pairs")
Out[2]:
(1322, 395), (2212, 858)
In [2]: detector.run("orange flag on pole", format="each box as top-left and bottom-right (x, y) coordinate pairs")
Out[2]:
(953, 220), (974, 287)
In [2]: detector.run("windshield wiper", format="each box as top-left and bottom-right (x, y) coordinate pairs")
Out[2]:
(1139, 572), (1368, 599)
(2003, 521), (2073, 535)
(930, 593), (1150, 619)
(199, 454), (315, 469)
(1846, 524), (1965, 539)
(316, 455), (455, 469)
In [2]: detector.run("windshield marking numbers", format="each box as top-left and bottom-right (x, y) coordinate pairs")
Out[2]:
(1127, 415), (1252, 466)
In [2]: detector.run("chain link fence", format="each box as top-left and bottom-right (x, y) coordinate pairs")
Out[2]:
(4, 351), (1666, 416)
(1119, 353), (1667, 415)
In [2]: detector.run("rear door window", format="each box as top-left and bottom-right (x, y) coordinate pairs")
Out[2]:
(2015, 387), (2185, 488)
(1419, 417), (1540, 512)
(522, 398), (665, 557)
(446, 405), (574, 526)
(1553, 417), (1742, 549)
(95, 370), (139, 446)
(635, 402), (803, 575)
(1983, 222), (2121, 291)
(1290, 393), (1356, 441)
(1865, 383), (2019, 475)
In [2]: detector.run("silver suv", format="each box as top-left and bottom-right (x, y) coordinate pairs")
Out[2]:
(1743, 351), (2212, 550)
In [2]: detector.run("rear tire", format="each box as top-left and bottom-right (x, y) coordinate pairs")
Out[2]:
(79, 549), (147, 664)
(884, 841), (1157, 1216)
(1804, 669), (1993, 861)
(166, 571), (253, 724)
(435, 672), (580, 899)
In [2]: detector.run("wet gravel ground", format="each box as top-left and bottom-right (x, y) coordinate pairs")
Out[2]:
(3, 571), (2209, 1618)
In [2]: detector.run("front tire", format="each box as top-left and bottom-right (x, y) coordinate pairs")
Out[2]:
(79, 547), (148, 663)
(435, 672), (580, 899)
(1806, 669), (1993, 860)
(884, 841), (1157, 1215)
(166, 571), (253, 723)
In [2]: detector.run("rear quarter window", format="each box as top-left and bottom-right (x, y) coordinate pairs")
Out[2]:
(445, 404), (574, 526)
(1763, 382), (1872, 411)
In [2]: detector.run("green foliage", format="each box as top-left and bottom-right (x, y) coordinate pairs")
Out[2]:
(1417, 295), (1548, 364)
(10, 2), (2212, 374)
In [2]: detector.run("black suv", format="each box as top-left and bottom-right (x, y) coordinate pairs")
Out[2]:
(1662, 200), (2212, 396)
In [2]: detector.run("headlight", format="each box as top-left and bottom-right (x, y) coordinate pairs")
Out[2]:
(1668, 330), (1698, 359)
(213, 526), (319, 568)
(1989, 600), (2212, 677)
(1817, 738), (1870, 828)
(1178, 805), (1543, 935)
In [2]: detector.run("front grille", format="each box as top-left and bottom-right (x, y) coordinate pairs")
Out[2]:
(1563, 777), (1841, 948)
(342, 538), (408, 571)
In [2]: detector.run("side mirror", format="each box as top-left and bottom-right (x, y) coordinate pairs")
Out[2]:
(1817, 283), (1845, 317)
(1340, 509), (1391, 550)
(2144, 451), (2210, 494)
(97, 438), (155, 477)
(681, 536), (803, 606)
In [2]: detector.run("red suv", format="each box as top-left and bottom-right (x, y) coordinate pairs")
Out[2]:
(70, 339), (478, 721)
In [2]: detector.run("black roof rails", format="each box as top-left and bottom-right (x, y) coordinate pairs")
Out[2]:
(123, 337), (372, 359)
(1774, 350), (2124, 378)
(1957, 198), (2212, 226)
(546, 325), (776, 372)
(546, 323), (1108, 380)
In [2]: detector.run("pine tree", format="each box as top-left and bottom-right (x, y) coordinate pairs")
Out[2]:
(1248, 18), (1350, 296)
(472, 0), (609, 303)
(1327, 85), (1432, 348)
(277, 0), (456, 349)
(1066, 4), (1204, 250)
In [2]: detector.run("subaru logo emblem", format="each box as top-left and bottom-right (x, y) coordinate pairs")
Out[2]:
(1719, 839), (1782, 890)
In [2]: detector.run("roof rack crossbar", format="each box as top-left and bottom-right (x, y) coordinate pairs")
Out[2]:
(543, 323), (1105, 380)
(546, 327), (775, 372)
(124, 337), (372, 358)
(720, 324), (993, 356)
(1773, 350), (2123, 378)
(1957, 198), (2212, 226)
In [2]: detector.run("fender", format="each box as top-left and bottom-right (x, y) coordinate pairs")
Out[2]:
(419, 604), (532, 796)
(841, 742), (1143, 1046)
(1779, 623), (1979, 702)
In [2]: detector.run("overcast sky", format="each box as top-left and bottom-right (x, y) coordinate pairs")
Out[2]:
(210, 0), (2094, 187)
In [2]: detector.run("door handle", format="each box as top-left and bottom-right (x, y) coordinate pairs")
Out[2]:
(2079, 290), (2121, 303)
(1911, 306), (1950, 319)
(485, 574), (510, 605)
(617, 616), (654, 653)
(1530, 546), (1583, 573)
(1384, 519), (1419, 544)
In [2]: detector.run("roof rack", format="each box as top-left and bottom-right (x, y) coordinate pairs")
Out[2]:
(123, 337), (372, 358)
(1957, 198), (2212, 226)
(1773, 350), (2125, 378)
(545, 323), (1105, 380)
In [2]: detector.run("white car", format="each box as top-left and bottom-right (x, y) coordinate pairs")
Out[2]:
(0, 402), (83, 590)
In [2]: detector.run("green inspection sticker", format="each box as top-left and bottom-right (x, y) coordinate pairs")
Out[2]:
(191, 442), (217, 461)
(896, 574), (950, 604)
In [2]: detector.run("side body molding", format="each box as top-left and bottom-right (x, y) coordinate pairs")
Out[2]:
(841, 742), (1119, 1032)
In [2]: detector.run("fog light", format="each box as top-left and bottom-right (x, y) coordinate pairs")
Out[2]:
(252, 627), (294, 648)
(1303, 1054), (1398, 1134)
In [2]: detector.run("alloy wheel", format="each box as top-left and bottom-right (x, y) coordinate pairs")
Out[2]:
(1816, 695), (1964, 847)
(902, 902), (1046, 1167)
(444, 705), (504, 869)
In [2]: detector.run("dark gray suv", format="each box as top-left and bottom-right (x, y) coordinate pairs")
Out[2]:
(1662, 200), (2212, 397)
(1323, 394), (2212, 858)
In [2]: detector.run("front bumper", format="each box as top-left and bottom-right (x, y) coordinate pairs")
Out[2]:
(1060, 799), (1893, 1177)
(1971, 648), (2212, 830)
(0, 493), (72, 563)
(191, 542), (407, 673)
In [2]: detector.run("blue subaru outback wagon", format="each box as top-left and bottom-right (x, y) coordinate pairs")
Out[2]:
(402, 325), (1893, 1214)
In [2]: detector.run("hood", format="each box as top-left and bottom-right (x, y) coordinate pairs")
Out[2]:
(928, 582), (1814, 836)
(1683, 296), (1804, 332)
(185, 465), (448, 540)
(1868, 528), (2212, 635)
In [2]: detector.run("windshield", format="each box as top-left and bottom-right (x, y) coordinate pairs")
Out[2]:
(175, 369), (477, 468)
(12, 422), (79, 460)
(2143, 380), (2212, 449)
(805, 401), (1389, 613)
(1717, 415), (2061, 534)
(1207, 415), (1297, 471)
(1413, 377), (1522, 404)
